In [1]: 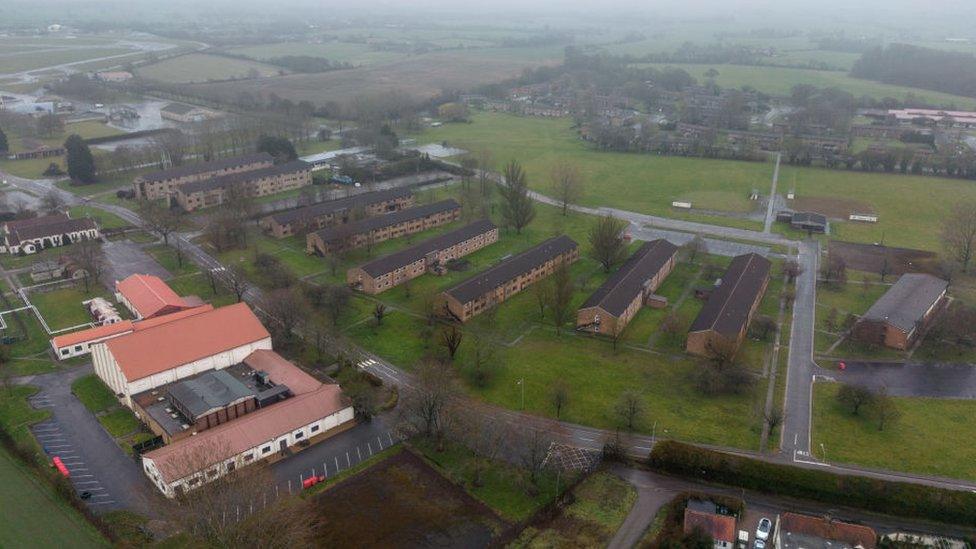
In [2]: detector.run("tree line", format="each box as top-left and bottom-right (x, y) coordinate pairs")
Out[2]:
(851, 44), (976, 99)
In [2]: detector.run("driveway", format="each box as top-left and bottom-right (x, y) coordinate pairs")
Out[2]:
(19, 366), (157, 514)
(100, 239), (171, 288)
(832, 362), (976, 398)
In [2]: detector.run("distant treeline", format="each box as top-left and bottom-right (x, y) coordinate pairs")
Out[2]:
(851, 44), (976, 98)
(265, 55), (352, 73)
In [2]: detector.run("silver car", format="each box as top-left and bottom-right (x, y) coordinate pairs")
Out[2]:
(756, 518), (772, 541)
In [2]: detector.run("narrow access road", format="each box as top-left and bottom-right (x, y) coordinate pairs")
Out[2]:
(763, 152), (781, 233)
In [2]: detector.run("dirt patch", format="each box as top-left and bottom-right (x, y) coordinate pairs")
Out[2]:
(310, 449), (505, 548)
(829, 240), (939, 275)
(789, 196), (875, 219)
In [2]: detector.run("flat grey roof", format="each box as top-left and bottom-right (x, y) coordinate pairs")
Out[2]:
(862, 273), (948, 332)
(167, 369), (256, 419)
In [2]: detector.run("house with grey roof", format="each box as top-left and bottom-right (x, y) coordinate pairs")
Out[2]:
(852, 273), (948, 350)
(687, 253), (771, 356)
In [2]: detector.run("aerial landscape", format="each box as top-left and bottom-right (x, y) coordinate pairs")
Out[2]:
(2, 0), (976, 546)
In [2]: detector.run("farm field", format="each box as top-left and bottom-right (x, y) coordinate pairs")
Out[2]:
(0, 47), (132, 75)
(225, 42), (408, 66)
(137, 53), (283, 83)
(0, 448), (106, 548)
(812, 382), (976, 481)
(630, 62), (976, 109)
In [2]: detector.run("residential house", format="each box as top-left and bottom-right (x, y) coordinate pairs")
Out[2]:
(0, 213), (99, 255)
(683, 507), (736, 549)
(777, 512), (877, 549)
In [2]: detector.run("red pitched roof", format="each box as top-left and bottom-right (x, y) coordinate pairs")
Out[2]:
(684, 508), (736, 543)
(780, 513), (877, 549)
(51, 321), (134, 349)
(115, 274), (188, 318)
(105, 303), (270, 382)
(144, 383), (347, 483)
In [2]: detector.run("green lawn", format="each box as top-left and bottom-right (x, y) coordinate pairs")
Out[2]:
(0, 448), (107, 548)
(28, 286), (105, 331)
(71, 374), (117, 414)
(226, 41), (409, 66)
(813, 382), (976, 481)
(137, 53), (284, 83)
(67, 205), (130, 230)
(0, 385), (49, 452)
(0, 47), (132, 74)
(814, 280), (907, 360)
(98, 409), (141, 438)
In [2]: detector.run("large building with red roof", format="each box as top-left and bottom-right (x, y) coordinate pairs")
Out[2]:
(115, 273), (199, 319)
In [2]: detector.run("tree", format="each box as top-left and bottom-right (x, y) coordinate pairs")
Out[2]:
(764, 407), (785, 438)
(941, 201), (976, 272)
(837, 383), (874, 416)
(256, 134), (298, 163)
(498, 160), (536, 234)
(514, 428), (551, 485)
(549, 264), (575, 335)
(439, 325), (464, 360)
(344, 377), (378, 420)
(0, 126), (7, 153)
(223, 264), (250, 302)
(321, 284), (352, 327)
(550, 163), (583, 216)
(437, 102), (469, 122)
(531, 277), (550, 320)
(373, 302), (387, 326)
(69, 238), (104, 292)
(138, 200), (182, 245)
(40, 190), (64, 213)
(748, 315), (777, 341)
(588, 214), (628, 272)
(615, 390), (644, 431)
(400, 358), (457, 438)
(262, 288), (309, 345)
(64, 134), (96, 184)
(468, 330), (500, 388)
(550, 381), (570, 419)
(476, 149), (494, 197)
(874, 386), (901, 431)
(783, 259), (803, 283)
(682, 234), (708, 263)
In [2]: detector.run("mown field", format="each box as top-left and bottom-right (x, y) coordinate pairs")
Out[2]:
(137, 53), (283, 83)
(417, 112), (974, 251)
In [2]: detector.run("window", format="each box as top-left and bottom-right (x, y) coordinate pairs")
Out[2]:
(189, 478), (200, 486)
(61, 349), (69, 356)
(243, 453), (253, 462)
(310, 425), (320, 433)
(262, 445), (271, 454)
(295, 431), (304, 439)
(74, 345), (82, 351)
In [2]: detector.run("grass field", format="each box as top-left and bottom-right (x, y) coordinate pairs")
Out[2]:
(226, 42), (408, 66)
(71, 374), (117, 414)
(137, 53), (284, 83)
(0, 448), (106, 548)
(630, 62), (976, 109)
(28, 286), (102, 331)
(68, 205), (130, 230)
(812, 382), (976, 481)
(0, 47), (133, 74)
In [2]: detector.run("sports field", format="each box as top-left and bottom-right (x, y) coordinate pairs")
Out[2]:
(137, 53), (283, 83)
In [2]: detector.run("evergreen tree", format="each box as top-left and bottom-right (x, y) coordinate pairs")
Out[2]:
(256, 135), (297, 163)
(64, 134), (96, 184)
(0, 126), (8, 153)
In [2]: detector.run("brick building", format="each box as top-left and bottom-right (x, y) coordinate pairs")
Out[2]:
(577, 239), (678, 336)
(306, 199), (461, 255)
(439, 235), (579, 322)
(0, 212), (99, 255)
(260, 188), (414, 239)
(133, 153), (273, 200)
(852, 273), (948, 350)
(686, 253), (771, 356)
(175, 160), (312, 212)
(348, 219), (498, 294)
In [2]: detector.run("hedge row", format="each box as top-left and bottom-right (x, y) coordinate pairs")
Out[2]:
(648, 441), (976, 526)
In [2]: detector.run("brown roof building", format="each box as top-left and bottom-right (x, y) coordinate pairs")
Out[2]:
(683, 508), (736, 549)
(577, 239), (678, 336)
(260, 188), (414, 239)
(175, 160), (312, 212)
(133, 152), (273, 200)
(852, 273), (948, 350)
(439, 235), (579, 322)
(777, 513), (877, 549)
(348, 219), (499, 294)
(1, 212), (99, 255)
(687, 253), (771, 356)
(306, 199), (461, 255)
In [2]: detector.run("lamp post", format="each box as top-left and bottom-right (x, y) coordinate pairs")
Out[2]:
(517, 378), (524, 410)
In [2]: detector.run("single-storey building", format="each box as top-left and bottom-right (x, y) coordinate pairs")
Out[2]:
(683, 507), (736, 549)
(852, 273), (948, 350)
(787, 211), (827, 233)
(133, 152), (273, 200)
(306, 199), (461, 255)
(687, 253), (771, 357)
(160, 102), (218, 124)
(115, 273), (198, 319)
(348, 219), (499, 294)
(140, 349), (354, 497)
(439, 235), (579, 322)
(0, 213), (99, 255)
(577, 239), (678, 335)
(91, 302), (272, 408)
(174, 160), (312, 212)
(259, 188), (415, 238)
(777, 512), (877, 549)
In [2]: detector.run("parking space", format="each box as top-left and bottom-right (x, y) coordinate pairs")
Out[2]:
(31, 419), (117, 507)
(738, 508), (779, 548)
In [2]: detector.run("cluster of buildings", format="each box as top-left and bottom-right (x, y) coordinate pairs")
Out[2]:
(133, 152), (312, 212)
(306, 199), (461, 255)
(0, 212), (100, 255)
(51, 273), (354, 497)
(260, 188), (414, 239)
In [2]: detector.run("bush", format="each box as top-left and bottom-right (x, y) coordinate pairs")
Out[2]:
(648, 441), (976, 525)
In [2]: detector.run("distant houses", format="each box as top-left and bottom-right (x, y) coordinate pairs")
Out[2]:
(0, 212), (99, 255)
(133, 152), (274, 200)
(306, 199), (461, 255)
(852, 273), (948, 350)
(439, 235), (579, 322)
(348, 219), (499, 294)
(260, 188), (415, 239)
(687, 253), (771, 357)
(577, 239), (678, 336)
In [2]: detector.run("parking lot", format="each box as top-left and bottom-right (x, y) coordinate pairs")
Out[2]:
(99, 239), (170, 288)
(31, 417), (117, 507)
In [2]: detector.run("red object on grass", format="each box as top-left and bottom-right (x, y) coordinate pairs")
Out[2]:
(838, 361), (846, 370)
(302, 475), (325, 489)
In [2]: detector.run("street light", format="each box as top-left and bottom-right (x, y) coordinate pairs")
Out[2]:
(516, 378), (524, 410)
(820, 442), (827, 463)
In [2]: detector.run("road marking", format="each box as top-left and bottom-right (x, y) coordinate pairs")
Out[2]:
(87, 501), (116, 506)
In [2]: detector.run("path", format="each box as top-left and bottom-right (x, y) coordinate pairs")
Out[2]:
(763, 152), (781, 233)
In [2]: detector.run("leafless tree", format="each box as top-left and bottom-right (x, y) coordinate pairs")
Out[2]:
(262, 288), (309, 344)
(138, 200), (182, 245)
(660, 310), (685, 341)
(588, 214), (628, 272)
(514, 428), (551, 485)
(468, 330), (500, 388)
(874, 386), (901, 431)
(782, 259), (803, 283)
(41, 190), (64, 213)
(615, 390), (645, 431)
(223, 264), (250, 302)
(682, 234), (708, 263)
(531, 273), (550, 320)
(439, 325), (464, 360)
(69, 237), (104, 292)
(476, 149), (494, 197)
(400, 357), (457, 438)
(549, 264), (575, 335)
(550, 163), (583, 216)
(550, 381), (570, 419)
(764, 407), (785, 437)
(321, 284), (352, 327)
(373, 302), (387, 326)
(942, 201), (976, 272)
(837, 383), (875, 416)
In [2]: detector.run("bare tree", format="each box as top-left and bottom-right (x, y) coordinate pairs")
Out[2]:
(498, 160), (536, 234)
(532, 277), (550, 320)
(550, 381), (570, 419)
(41, 190), (64, 213)
(549, 264), (575, 335)
(782, 259), (803, 283)
(439, 325), (464, 360)
(588, 214), (628, 272)
(69, 237), (104, 292)
(139, 200), (183, 245)
(400, 357), (457, 438)
(514, 428), (551, 485)
(682, 234), (708, 263)
(874, 386), (901, 431)
(942, 201), (976, 272)
(373, 302), (387, 326)
(837, 383), (874, 416)
(321, 284), (352, 327)
(764, 407), (785, 438)
(468, 329), (500, 388)
(262, 288), (309, 344)
(476, 149), (494, 197)
(223, 264), (250, 303)
(615, 390), (645, 431)
(550, 163), (583, 216)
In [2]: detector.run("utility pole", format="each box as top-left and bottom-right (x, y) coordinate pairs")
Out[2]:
(517, 378), (524, 409)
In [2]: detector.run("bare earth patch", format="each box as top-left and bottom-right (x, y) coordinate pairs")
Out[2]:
(828, 240), (939, 275)
(789, 196), (875, 219)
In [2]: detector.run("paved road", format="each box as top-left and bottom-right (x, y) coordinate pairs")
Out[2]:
(781, 239), (820, 464)
(630, 226), (770, 258)
(832, 362), (976, 398)
(763, 153), (781, 233)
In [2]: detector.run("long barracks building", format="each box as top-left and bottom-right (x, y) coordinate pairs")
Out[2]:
(438, 235), (579, 322)
(133, 153), (274, 200)
(175, 160), (312, 212)
(306, 199), (461, 255)
(259, 188), (415, 239)
(686, 253), (770, 357)
(348, 219), (498, 294)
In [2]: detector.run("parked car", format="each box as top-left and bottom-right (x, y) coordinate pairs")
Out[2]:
(753, 539), (766, 549)
(756, 518), (773, 541)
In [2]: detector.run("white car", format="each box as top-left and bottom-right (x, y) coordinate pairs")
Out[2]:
(756, 518), (772, 541)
